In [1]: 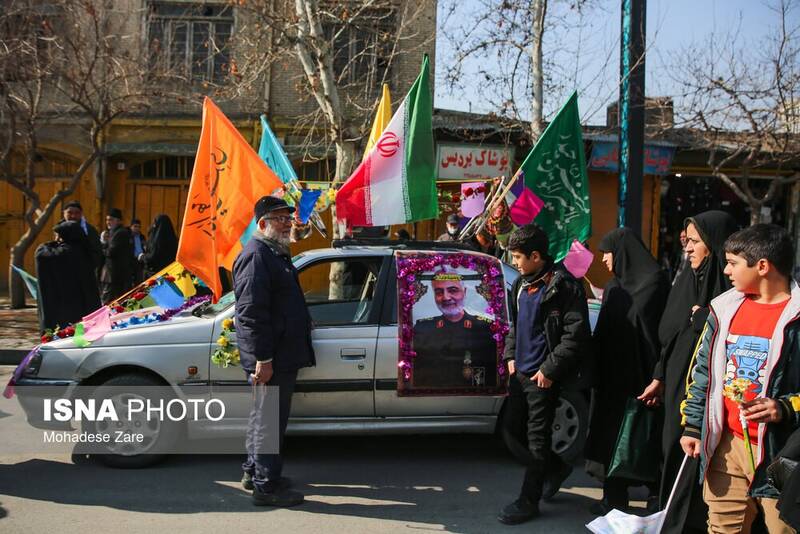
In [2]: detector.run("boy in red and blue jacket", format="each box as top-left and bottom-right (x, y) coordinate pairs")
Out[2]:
(680, 224), (800, 533)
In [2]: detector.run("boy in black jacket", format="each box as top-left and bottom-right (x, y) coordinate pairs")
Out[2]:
(499, 224), (592, 525)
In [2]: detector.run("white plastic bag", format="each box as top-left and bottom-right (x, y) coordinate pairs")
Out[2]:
(586, 455), (690, 534)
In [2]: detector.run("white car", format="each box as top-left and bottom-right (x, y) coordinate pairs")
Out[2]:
(16, 241), (594, 467)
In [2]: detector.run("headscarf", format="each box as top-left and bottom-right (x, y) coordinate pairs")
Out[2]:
(684, 210), (739, 306)
(145, 214), (178, 273)
(594, 227), (669, 391)
(598, 227), (664, 298)
(37, 221), (101, 331)
(54, 220), (86, 244)
(658, 210), (739, 355)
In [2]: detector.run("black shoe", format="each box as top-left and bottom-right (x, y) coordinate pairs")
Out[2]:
(252, 487), (304, 507)
(497, 497), (540, 525)
(275, 477), (292, 491)
(542, 463), (574, 501)
(243, 473), (292, 492)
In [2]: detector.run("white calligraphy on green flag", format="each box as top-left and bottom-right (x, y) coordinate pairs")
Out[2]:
(518, 91), (591, 261)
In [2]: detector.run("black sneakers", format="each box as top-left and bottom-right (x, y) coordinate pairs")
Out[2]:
(542, 463), (574, 501)
(241, 472), (292, 492)
(497, 497), (540, 525)
(252, 487), (304, 507)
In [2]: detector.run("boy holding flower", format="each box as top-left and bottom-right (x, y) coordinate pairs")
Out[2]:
(680, 224), (800, 533)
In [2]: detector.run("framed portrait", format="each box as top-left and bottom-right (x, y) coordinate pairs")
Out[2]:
(396, 251), (509, 396)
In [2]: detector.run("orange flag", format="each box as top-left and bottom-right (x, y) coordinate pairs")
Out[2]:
(177, 97), (283, 301)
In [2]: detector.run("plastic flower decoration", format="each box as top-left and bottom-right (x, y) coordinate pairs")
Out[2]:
(723, 378), (751, 403)
(723, 378), (756, 472)
(211, 317), (238, 368)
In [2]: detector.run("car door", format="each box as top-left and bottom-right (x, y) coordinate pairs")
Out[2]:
(374, 253), (514, 416)
(208, 255), (383, 418)
(289, 255), (383, 417)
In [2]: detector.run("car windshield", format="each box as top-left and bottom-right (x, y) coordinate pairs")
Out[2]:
(193, 255), (309, 316)
(196, 291), (236, 316)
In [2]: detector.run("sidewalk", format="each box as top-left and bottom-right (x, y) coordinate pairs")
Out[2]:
(0, 297), (40, 364)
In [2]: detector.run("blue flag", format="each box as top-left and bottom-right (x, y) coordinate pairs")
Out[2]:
(258, 115), (298, 184)
(149, 282), (185, 310)
(299, 190), (323, 224)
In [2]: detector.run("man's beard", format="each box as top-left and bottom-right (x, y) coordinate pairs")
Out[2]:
(438, 302), (463, 319)
(263, 225), (291, 247)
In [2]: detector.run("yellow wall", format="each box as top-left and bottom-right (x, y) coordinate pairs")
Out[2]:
(1, 156), (98, 283)
(584, 171), (659, 288)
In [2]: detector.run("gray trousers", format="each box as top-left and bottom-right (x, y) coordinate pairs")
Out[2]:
(242, 370), (297, 492)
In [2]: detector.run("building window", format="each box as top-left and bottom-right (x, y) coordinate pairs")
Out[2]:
(0, 5), (61, 82)
(297, 159), (334, 182)
(322, 5), (395, 95)
(146, 2), (233, 84)
(130, 156), (195, 180)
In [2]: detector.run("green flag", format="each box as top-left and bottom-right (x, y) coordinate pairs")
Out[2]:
(518, 91), (591, 261)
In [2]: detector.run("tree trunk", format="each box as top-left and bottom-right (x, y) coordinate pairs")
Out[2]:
(529, 0), (547, 141)
(333, 140), (357, 186)
(749, 206), (762, 226)
(331, 139), (358, 240)
(94, 153), (106, 200)
(328, 139), (358, 298)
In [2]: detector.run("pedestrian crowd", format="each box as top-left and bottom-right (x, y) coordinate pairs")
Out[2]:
(432, 206), (798, 532)
(31, 195), (800, 533)
(442, 209), (800, 532)
(232, 196), (798, 533)
(35, 201), (178, 332)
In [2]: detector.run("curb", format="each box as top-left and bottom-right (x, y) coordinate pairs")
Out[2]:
(0, 350), (29, 365)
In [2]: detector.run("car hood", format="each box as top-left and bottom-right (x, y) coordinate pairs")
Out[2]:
(42, 313), (214, 350)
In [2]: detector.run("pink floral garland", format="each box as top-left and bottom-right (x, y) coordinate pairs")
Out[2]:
(396, 251), (510, 391)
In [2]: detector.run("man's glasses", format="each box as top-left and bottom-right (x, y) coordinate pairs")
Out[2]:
(264, 215), (294, 224)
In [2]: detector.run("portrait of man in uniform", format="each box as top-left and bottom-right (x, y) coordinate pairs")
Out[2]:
(412, 269), (499, 388)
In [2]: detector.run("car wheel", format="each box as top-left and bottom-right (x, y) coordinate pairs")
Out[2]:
(551, 390), (588, 463)
(80, 373), (180, 469)
(499, 389), (589, 465)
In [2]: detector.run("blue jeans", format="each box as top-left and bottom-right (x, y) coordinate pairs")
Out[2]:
(241, 370), (297, 492)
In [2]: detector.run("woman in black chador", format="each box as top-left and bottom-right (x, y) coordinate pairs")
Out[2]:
(639, 210), (738, 533)
(585, 227), (670, 513)
(141, 214), (178, 278)
(35, 220), (101, 332)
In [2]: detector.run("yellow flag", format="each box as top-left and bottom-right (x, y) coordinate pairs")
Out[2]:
(108, 261), (195, 307)
(162, 262), (196, 298)
(362, 84), (392, 160)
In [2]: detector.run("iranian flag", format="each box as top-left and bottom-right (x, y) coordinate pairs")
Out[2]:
(335, 56), (438, 226)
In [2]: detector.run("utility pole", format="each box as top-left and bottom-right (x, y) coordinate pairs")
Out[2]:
(618, 0), (646, 235)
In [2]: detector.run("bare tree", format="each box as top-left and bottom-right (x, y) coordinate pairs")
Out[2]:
(229, 0), (435, 193)
(0, 0), (173, 308)
(668, 0), (800, 224)
(439, 0), (610, 142)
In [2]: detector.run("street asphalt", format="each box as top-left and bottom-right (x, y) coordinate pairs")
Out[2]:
(0, 365), (649, 533)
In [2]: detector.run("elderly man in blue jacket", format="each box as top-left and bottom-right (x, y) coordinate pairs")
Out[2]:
(233, 195), (316, 507)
